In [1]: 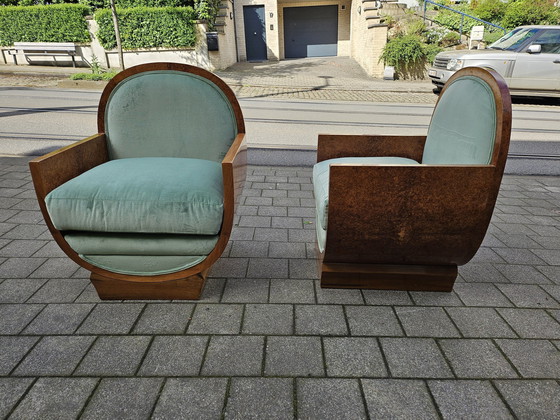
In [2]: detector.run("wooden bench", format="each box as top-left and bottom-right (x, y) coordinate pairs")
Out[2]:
(6, 42), (78, 67)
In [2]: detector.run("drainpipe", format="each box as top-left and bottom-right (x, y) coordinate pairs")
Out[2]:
(231, 0), (239, 62)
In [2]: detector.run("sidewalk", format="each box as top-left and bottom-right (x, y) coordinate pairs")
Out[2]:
(0, 155), (559, 418)
(0, 57), (438, 103)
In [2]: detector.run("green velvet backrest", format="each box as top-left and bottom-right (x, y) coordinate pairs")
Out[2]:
(104, 70), (238, 162)
(422, 75), (497, 165)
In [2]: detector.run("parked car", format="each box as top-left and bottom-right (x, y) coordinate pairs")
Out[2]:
(428, 25), (560, 97)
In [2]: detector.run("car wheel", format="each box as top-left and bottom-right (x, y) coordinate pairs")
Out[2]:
(433, 86), (442, 95)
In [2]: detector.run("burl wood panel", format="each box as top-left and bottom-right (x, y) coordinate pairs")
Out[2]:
(29, 63), (247, 300)
(317, 67), (512, 291)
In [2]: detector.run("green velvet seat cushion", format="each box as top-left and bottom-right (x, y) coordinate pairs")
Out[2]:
(46, 157), (224, 235)
(312, 157), (419, 232)
(80, 255), (207, 276)
(64, 232), (219, 256)
(423, 75), (497, 165)
(105, 71), (237, 162)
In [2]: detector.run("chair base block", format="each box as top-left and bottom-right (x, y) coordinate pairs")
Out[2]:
(320, 263), (457, 292)
(90, 271), (207, 300)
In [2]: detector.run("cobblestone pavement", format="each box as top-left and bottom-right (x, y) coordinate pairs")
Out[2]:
(1, 156), (559, 418)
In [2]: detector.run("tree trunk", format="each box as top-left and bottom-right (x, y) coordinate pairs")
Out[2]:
(109, 0), (125, 70)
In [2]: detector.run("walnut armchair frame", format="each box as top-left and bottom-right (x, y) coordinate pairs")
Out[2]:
(315, 67), (512, 292)
(30, 63), (247, 300)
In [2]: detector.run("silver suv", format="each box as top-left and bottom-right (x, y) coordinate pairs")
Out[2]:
(429, 25), (560, 97)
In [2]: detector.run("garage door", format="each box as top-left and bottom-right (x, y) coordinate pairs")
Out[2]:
(284, 5), (338, 59)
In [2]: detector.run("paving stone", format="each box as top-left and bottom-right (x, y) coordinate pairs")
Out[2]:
(314, 282), (364, 304)
(289, 259), (317, 279)
(496, 284), (560, 309)
(201, 335), (264, 376)
(459, 263), (509, 283)
(324, 337), (387, 377)
(395, 306), (460, 337)
(439, 339), (517, 378)
(0, 257), (46, 278)
(295, 305), (347, 336)
(288, 228), (315, 242)
(198, 277), (226, 302)
(221, 278), (270, 303)
(153, 378), (227, 419)
(0, 336), (39, 375)
(29, 258), (80, 278)
(492, 247), (547, 265)
(258, 205), (288, 217)
(269, 279), (315, 303)
(362, 290), (414, 305)
(446, 307), (517, 338)
(132, 303), (193, 334)
(494, 380), (560, 420)
(453, 283), (513, 307)
(271, 217), (302, 229)
(538, 266), (560, 285)
(187, 304), (243, 334)
(380, 338), (453, 378)
(138, 336), (208, 376)
(497, 308), (560, 339)
(0, 378), (34, 419)
(0, 303), (44, 334)
(242, 304), (293, 335)
(254, 227), (288, 241)
(470, 247), (506, 263)
(75, 335), (151, 376)
(247, 257), (289, 279)
(74, 283), (103, 303)
(225, 378), (293, 419)
(23, 303), (94, 334)
(77, 303), (144, 334)
(532, 249), (560, 265)
(238, 215), (271, 228)
(495, 264), (552, 284)
(345, 306), (403, 336)
(496, 339), (560, 378)
(13, 336), (95, 376)
(230, 240), (269, 257)
(1, 224), (47, 239)
(0, 239), (46, 258)
(362, 379), (439, 419)
(208, 257), (249, 278)
(265, 336), (324, 377)
(9, 378), (97, 420)
(6, 210), (43, 225)
(268, 241), (306, 258)
(409, 291), (463, 306)
(27, 278), (89, 303)
(229, 227), (255, 241)
(428, 380), (513, 419)
(0, 278), (47, 303)
(541, 285), (560, 303)
(297, 378), (367, 420)
(81, 378), (162, 420)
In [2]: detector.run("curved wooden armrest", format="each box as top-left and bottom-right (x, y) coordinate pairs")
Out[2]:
(325, 164), (501, 265)
(317, 134), (427, 163)
(29, 133), (109, 200)
(222, 133), (247, 217)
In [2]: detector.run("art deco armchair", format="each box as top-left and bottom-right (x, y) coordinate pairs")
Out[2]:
(312, 67), (512, 292)
(30, 63), (246, 300)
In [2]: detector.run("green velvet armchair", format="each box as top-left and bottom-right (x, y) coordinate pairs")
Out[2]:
(30, 63), (247, 300)
(312, 67), (512, 292)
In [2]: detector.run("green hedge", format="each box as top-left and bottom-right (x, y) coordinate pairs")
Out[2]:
(77, 0), (193, 10)
(0, 4), (90, 46)
(95, 7), (197, 49)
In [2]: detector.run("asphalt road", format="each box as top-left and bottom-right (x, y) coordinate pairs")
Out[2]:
(1, 87), (559, 160)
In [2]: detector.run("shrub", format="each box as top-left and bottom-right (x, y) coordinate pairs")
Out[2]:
(95, 7), (197, 49)
(501, 0), (560, 29)
(78, 0), (193, 9)
(0, 4), (90, 46)
(380, 34), (443, 79)
(70, 71), (116, 80)
(440, 31), (460, 47)
(432, 4), (479, 35)
(470, 0), (507, 23)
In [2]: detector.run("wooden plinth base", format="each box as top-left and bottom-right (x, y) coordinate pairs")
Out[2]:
(320, 263), (457, 292)
(90, 271), (207, 300)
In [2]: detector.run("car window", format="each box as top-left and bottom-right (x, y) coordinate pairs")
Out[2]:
(490, 28), (539, 51)
(530, 30), (560, 54)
